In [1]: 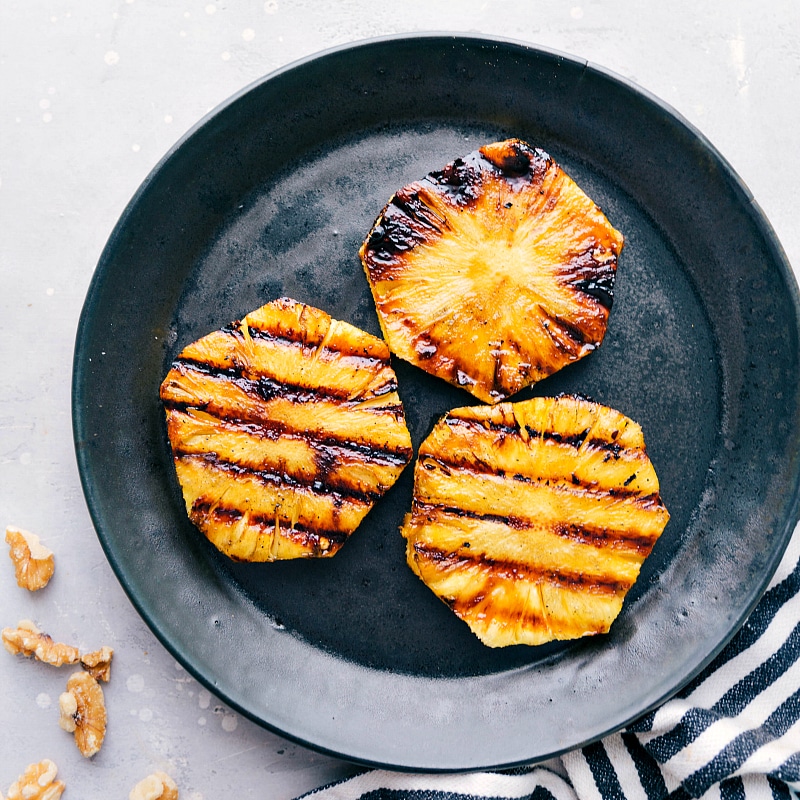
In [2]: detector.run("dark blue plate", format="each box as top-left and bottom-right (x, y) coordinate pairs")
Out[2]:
(72, 34), (800, 770)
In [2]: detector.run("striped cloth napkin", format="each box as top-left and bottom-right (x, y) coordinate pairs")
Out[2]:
(298, 527), (800, 800)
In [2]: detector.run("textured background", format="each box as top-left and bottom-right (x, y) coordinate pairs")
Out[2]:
(1, 1), (799, 797)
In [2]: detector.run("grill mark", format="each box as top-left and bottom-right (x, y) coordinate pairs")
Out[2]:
(539, 305), (597, 356)
(444, 414), (640, 458)
(412, 541), (630, 596)
(574, 278), (614, 311)
(166, 400), (411, 463)
(167, 406), (412, 468)
(412, 501), (659, 555)
(468, 336), (531, 399)
(479, 142), (532, 178)
(412, 332), (438, 361)
(546, 314), (596, 349)
(176, 451), (379, 505)
(394, 188), (449, 232)
(480, 141), (553, 183)
(555, 521), (656, 555)
(311, 439), (410, 471)
(426, 156), (484, 207)
(418, 454), (648, 501)
(164, 356), (407, 424)
(569, 254), (617, 311)
(362, 191), (444, 273)
(172, 357), (398, 404)
(219, 322), (389, 367)
(444, 337), (541, 401)
(191, 500), (350, 549)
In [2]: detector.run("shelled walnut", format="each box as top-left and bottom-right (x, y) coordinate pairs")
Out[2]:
(5, 759), (65, 800)
(59, 671), (107, 757)
(80, 645), (114, 682)
(2, 620), (114, 679)
(5, 526), (55, 591)
(129, 772), (179, 800)
(2, 620), (80, 667)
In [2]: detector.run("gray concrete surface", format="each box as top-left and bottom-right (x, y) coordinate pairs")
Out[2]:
(1, 1), (798, 797)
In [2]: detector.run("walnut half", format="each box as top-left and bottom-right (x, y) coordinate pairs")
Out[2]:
(59, 671), (107, 757)
(5, 759), (65, 800)
(5, 526), (55, 591)
(129, 772), (179, 800)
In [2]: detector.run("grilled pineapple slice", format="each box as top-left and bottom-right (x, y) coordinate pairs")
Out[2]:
(159, 298), (413, 562)
(360, 139), (624, 404)
(401, 395), (669, 647)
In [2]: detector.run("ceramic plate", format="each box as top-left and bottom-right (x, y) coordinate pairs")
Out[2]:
(72, 35), (800, 770)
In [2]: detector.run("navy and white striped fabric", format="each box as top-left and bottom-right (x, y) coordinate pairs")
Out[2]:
(298, 528), (800, 800)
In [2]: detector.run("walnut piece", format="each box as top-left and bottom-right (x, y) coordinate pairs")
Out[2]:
(2, 620), (114, 680)
(129, 772), (179, 800)
(2, 620), (80, 667)
(5, 526), (55, 591)
(59, 671), (107, 757)
(80, 645), (114, 682)
(5, 759), (65, 800)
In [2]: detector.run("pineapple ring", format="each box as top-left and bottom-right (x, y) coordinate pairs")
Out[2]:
(401, 395), (669, 647)
(360, 139), (624, 403)
(160, 298), (413, 562)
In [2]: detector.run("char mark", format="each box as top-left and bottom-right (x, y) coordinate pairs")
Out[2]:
(192, 500), (350, 546)
(574, 276), (614, 311)
(444, 415), (636, 458)
(571, 257), (616, 311)
(427, 156), (484, 206)
(311, 438), (412, 471)
(555, 522), (656, 555)
(482, 143), (531, 178)
(393, 188), (448, 232)
(176, 450), (379, 505)
(412, 540), (630, 595)
(364, 190), (443, 269)
(419, 451), (651, 500)
(219, 322), (388, 367)
(170, 358), (397, 406)
(445, 414), (518, 437)
(413, 501), (656, 554)
(478, 141), (552, 183)
(164, 400), (412, 466)
(540, 309), (587, 349)
(529, 426), (592, 449)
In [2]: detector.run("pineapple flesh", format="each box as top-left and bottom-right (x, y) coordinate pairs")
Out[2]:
(159, 297), (413, 561)
(401, 395), (669, 647)
(360, 139), (624, 404)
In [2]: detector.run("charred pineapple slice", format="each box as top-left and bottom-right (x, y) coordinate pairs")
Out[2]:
(401, 395), (669, 647)
(360, 139), (624, 404)
(159, 298), (413, 561)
